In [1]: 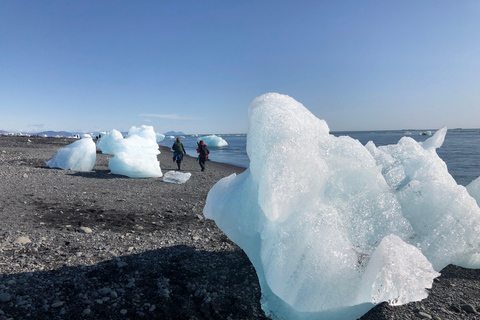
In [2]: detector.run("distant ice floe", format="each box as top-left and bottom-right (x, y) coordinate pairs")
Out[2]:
(203, 93), (480, 320)
(156, 133), (166, 143)
(46, 134), (96, 171)
(163, 171), (191, 184)
(197, 134), (228, 147)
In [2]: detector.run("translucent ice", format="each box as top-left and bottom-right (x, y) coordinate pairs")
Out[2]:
(46, 134), (96, 171)
(467, 177), (480, 207)
(197, 135), (228, 147)
(156, 133), (166, 143)
(366, 128), (480, 270)
(96, 129), (124, 155)
(108, 125), (162, 178)
(163, 171), (191, 184)
(204, 93), (480, 320)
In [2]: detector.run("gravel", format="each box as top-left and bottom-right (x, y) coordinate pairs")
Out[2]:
(1, 135), (480, 320)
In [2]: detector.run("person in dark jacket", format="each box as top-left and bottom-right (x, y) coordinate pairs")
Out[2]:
(172, 137), (186, 170)
(196, 140), (210, 172)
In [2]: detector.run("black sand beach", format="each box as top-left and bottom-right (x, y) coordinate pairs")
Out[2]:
(1, 136), (480, 320)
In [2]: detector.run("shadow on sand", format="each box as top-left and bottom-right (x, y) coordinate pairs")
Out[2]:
(0, 244), (268, 320)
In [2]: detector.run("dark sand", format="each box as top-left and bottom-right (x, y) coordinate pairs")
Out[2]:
(0, 136), (479, 320)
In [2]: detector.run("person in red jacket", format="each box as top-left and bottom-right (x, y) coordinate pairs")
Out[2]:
(196, 140), (210, 172)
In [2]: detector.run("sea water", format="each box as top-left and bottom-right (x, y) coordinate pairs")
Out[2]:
(160, 130), (480, 186)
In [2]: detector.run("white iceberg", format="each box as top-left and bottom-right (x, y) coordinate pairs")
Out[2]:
(46, 134), (96, 171)
(198, 135), (228, 147)
(96, 129), (124, 155)
(163, 171), (191, 184)
(108, 125), (162, 178)
(204, 93), (480, 320)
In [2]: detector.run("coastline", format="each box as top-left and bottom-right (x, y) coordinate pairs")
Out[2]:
(0, 136), (479, 320)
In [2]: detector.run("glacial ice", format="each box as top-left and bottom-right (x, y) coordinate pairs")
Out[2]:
(96, 129), (124, 155)
(46, 134), (96, 171)
(156, 133), (166, 143)
(203, 93), (480, 320)
(108, 125), (163, 178)
(163, 171), (191, 184)
(198, 134), (228, 147)
(467, 177), (480, 207)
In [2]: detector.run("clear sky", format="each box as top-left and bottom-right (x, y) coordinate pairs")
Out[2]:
(1, 1), (479, 134)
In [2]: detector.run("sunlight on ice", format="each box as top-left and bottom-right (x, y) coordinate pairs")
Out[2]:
(96, 129), (124, 155)
(197, 134), (228, 147)
(108, 125), (163, 178)
(163, 171), (191, 184)
(46, 134), (96, 171)
(203, 93), (480, 320)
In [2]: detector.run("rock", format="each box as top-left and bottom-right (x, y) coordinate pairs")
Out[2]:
(0, 293), (11, 303)
(51, 301), (64, 308)
(461, 304), (478, 314)
(78, 227), (92, 234)
(23, 173), (28, 178)
(83, 308), (91, 315)
(117, 261), (128, 268)
(98, 288), (112, 295)
(120, 309), (127, 315)
(417, 311), (432, 319)
(14, 236), (31, 244)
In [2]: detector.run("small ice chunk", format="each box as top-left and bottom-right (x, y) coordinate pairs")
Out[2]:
(163, 171), (191, 184)
(46, 134), (96, 171)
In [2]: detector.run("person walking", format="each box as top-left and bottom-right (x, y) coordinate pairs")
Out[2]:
(196, 140), (210, 171)
(172, 137), (186, 171)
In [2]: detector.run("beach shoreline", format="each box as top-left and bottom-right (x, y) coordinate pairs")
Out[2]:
(0, 136), (479, 320)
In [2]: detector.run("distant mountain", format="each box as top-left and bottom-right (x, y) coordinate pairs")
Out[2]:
(36, 131), (73, 137)
(164, 131), (185, 136)
(0, 130), (7, 134)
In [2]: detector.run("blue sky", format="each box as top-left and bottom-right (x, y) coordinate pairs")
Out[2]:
(1, 1), (479, 134)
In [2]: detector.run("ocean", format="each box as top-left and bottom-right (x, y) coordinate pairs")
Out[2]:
(159, 129), (480, 186)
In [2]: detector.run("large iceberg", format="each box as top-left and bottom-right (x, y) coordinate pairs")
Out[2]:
(203, 93), (480, 320)
(46, 134), (96, 171)
(98, 125), (163, 178)
(197, 134), (228, 147)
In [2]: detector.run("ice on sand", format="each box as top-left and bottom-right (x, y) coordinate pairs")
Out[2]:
(108, 125), (163, 178)
(203, 93), (480, 320)
(46, 134), (96, 171)
(96, 129), (124, 155)
(163, 171), (191, 184)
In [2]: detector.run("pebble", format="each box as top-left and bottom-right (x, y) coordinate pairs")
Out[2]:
(51, 301), (64, 308)
(78, 227), (92, 234)
(0, 293), (11, 303)
(98, 288), (112, 295)
(83, 308), (91, 315)
(461, 304), (478, 314)
(120, 309), (128, 315)
(14, 236), (31, 244)
(417, 311), (432, 319)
